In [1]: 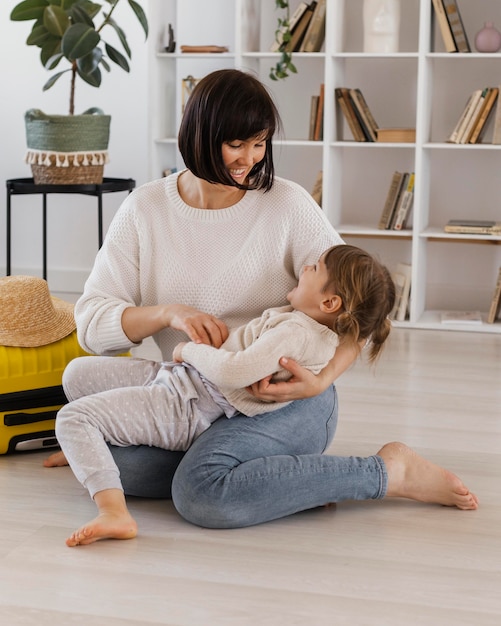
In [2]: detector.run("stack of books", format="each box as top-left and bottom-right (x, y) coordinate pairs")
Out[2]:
(447, 87), (500, 144)
(378, 171), (415, 231)
(444, 219), (501, 235)
(308, 83), (324, 140)
(389, 262), (412, 322)
(270, 0), (326, 54)
(335, 87), (415, 144)
(431, 0), (470, 53)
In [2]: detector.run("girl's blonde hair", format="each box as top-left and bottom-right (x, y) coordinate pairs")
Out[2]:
(322, 245), (396, 363)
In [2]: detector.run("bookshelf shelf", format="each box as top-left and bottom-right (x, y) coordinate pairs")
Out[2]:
(148, 0), (501, 334)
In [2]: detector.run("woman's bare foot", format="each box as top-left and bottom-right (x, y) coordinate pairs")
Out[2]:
(377, 442), (478, 510)
(66, 511), (138, 547)
(66, 488), (137, 547)
(43, 450), (68, 467)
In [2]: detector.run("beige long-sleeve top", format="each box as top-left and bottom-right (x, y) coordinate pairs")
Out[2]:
(180, 305), (339, 416)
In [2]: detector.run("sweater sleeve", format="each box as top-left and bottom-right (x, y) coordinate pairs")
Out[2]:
(74, 196), (142, 355)
(181, 323), (312, 389)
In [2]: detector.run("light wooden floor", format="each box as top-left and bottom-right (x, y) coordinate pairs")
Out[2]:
(1, 327), (500, 625)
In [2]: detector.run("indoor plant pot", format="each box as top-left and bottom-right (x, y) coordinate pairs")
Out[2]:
(11, 0), (148, 185)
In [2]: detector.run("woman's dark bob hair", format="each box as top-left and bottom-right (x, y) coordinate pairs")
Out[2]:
(178, 69), (281, 192)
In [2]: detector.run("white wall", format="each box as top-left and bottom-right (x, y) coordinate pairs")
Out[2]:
(0, 0), (151, 293)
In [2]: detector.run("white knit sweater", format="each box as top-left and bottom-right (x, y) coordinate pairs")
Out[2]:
(180, 305), (340, 416)
(75, 172), (343, 359)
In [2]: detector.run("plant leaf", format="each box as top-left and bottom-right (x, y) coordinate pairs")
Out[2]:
(41, 39), (62, 66)
(107, 17), (131, 58)
(77, 64), (102, 87)
(77, 47), (102, 75)
(44, 5), (70, 37)
(128, 0), (148, 38)
(26, 24), (51, 46)
(104, 42), (130, 71)
(10, 0), (49, 22)
(68, 4), (95, 27)
(43, 50), (64, 70)
(42, 69), (68, 91)
(61, 22), (100, 60)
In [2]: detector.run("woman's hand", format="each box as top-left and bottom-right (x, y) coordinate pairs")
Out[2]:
(165, 305), (229, 347)
(246, 357), (331, 402)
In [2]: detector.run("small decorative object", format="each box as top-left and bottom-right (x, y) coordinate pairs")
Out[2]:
(10, 0), (148, 184)
(164, 23), (176, 53)
(474, 22), (501, 53)
(363, 0), (401, 53)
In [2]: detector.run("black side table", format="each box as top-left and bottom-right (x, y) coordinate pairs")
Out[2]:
(6, 177), (135, 280)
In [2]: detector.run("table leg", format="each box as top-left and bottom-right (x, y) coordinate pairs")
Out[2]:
(6, 189), (11, 276)
(43, 193), (47, 280)
(98, 192), (103, 248)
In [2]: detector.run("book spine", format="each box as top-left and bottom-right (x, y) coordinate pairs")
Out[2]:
(387, 173), (408, 230)
(447, 91), (477, 143)
(460, 87), (489, 144)
(282, 3), (315, 53)
(492, 85), (501, 144)
(431, 0), (457, 52)
(335, 88), (365, 142)
(270, 1), (309, 52)
(313, 83), (325, 141)
(395, 263), (412, 322)
(348, 89), (377, 141)
(443, 0), (471, 53)
(469, 87), (499, 144)
(450, 89), (482, 144)
(308, 94), (319, 141)
(393, 172), (415, 230)
(378, 171), (403, 230)
(299, 0), (326, 52)
(487, 267), (501, 323)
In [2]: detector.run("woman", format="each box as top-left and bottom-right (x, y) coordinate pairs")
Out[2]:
(47, 70), (477, 542)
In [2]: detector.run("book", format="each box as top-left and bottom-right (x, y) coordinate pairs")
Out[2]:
(376, 128), (416, 143)
(469, 87), (499, 144)
(492, 86), (501, 144)
(487, 267), (501, 323)
(313, 83), (324, 141)
(282, 2), (316, 53)
(378, 171), (405, 230)
(299, 0), (326, 52)
(308, 94), (319, 140)
(431, 0), (457, 52)
(335, 87), (366, 142)
(444, 219), (501, 235)
(442, 0), (471, 53)
(387, 172), (409, 230)
(441, 310), (482, 324)
(448, 89), (483, 144)
(350, 88), (379, 137)
(348, 89), (377, 142)
(270, 1), (310, 52)
(389, 271), (407, 321)
(180, 45), (229, 53)
(310, 170), (323, 206)
(392, 172), (415, 230)
(394, 262), (412, 322)
(459, 87), (489, 144)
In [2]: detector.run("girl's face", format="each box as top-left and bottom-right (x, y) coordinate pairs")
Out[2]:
(221, 133), (267, 184)
(287, 253), (332, 315)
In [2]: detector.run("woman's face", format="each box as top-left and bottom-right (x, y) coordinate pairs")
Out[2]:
(221, 133), (267, 184)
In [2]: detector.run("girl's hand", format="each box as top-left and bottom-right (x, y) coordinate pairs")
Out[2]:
(246, 357), (330, 402)
(165, 305), (229, 347)
(173, 342), (187, 362)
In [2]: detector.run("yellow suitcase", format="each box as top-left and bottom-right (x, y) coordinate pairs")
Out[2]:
(0, 331), (91, 454)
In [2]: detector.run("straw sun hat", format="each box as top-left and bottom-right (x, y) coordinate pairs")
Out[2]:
(0, 275), (76, 348)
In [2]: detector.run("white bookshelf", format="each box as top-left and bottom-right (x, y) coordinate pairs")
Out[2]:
(147, 0), (501, 334)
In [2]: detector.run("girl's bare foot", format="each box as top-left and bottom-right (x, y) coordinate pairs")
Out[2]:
(43, 450), (68, 467)
(377, 442), (478, 510)
(66, 511), (138, 547)
(66, 488), (137, 547)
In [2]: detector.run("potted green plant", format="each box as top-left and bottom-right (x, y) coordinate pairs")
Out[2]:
(10, 0), (148, 184)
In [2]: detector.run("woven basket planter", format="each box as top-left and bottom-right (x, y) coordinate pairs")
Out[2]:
(25, 108), (111, 185)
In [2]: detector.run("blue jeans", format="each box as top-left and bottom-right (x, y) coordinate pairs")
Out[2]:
(110, 385), (387, 528)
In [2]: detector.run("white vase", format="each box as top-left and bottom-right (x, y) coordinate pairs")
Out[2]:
(363, 0), (400, 53)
